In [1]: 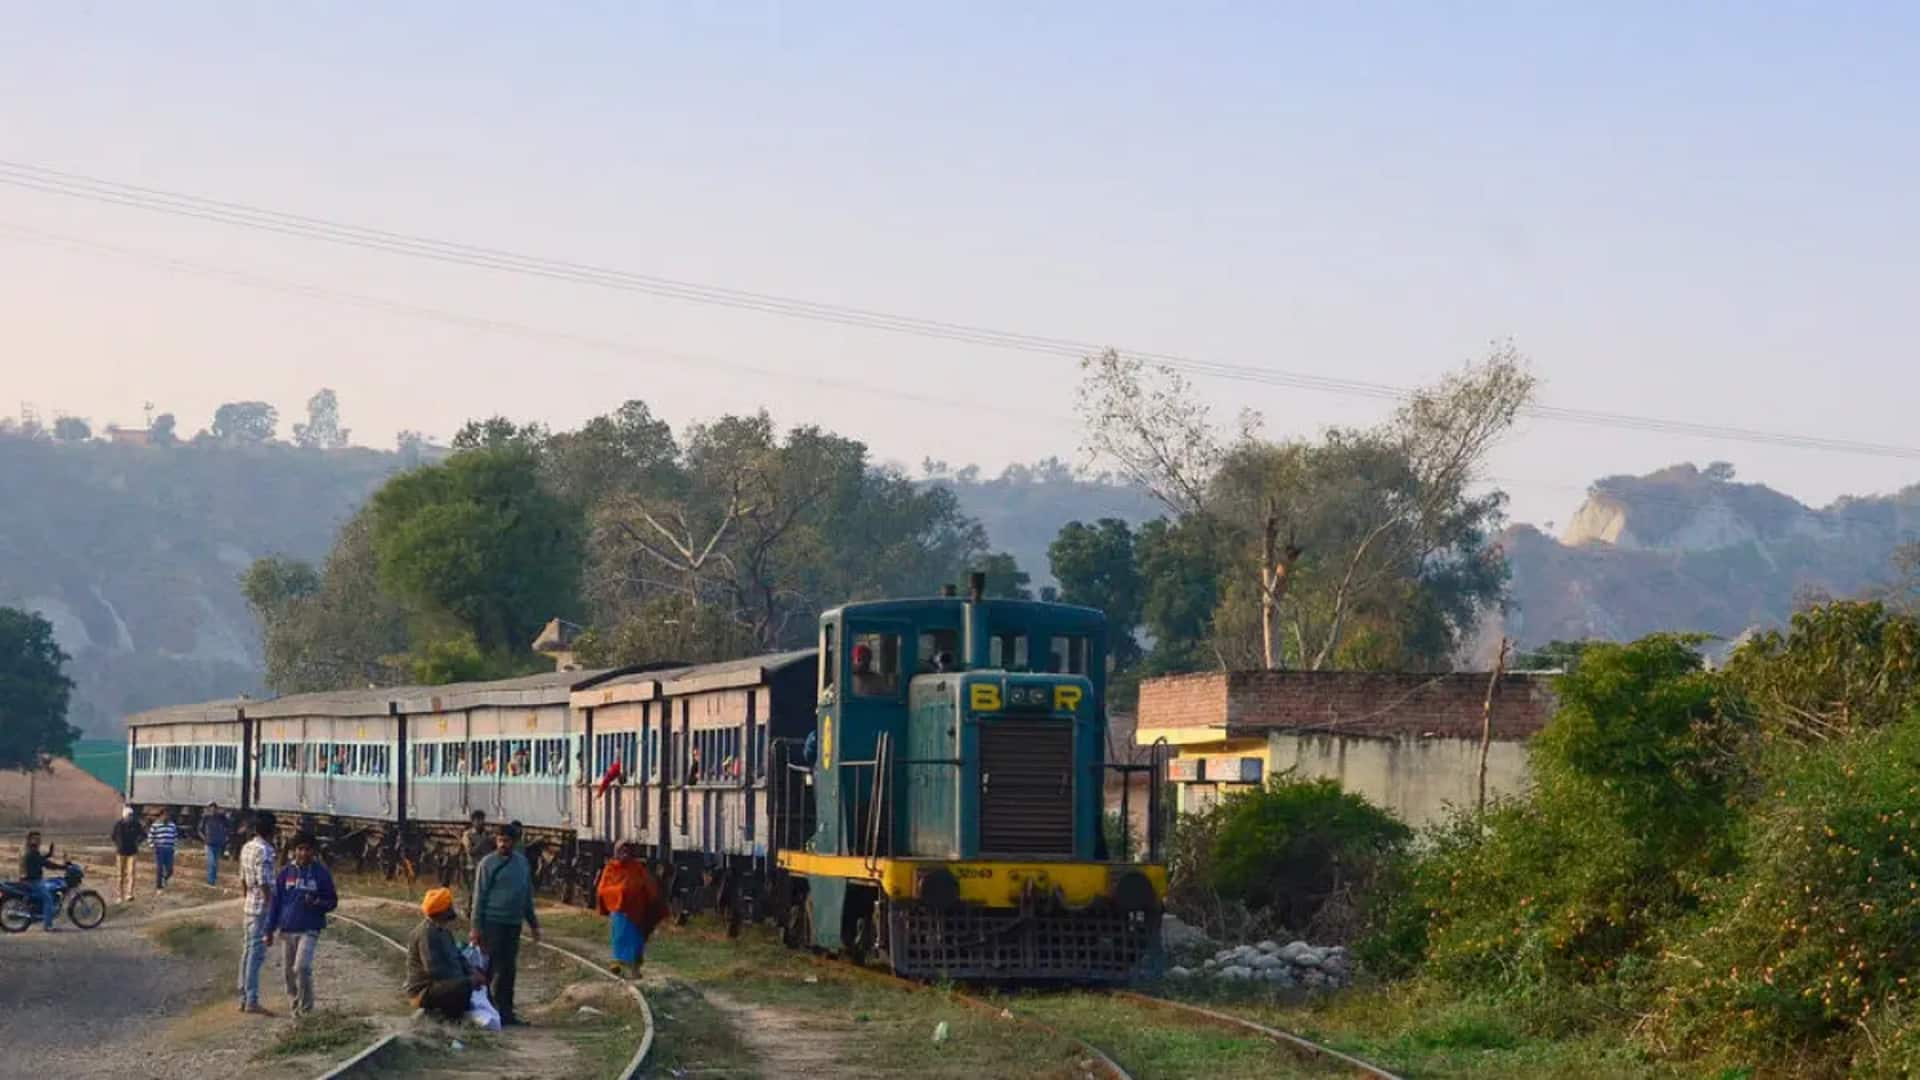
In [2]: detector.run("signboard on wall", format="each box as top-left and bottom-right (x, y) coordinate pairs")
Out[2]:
(1167, 757), (1204, 782)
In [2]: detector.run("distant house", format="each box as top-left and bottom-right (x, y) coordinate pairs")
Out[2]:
(532, 618), (587, 672)
(1137, 669), (1558, 825)
(106, 425), (151, 447)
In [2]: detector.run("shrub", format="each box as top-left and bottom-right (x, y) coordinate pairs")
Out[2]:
(1168, 775), (1409, 943)
(1389, 635), (1747, 992)
(1652, 718), (1920, 1059)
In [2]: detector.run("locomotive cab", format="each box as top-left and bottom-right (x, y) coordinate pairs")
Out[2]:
(780, 574), (1167, 981)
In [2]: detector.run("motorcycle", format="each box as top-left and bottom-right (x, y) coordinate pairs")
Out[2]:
(1, 858), (108, 932)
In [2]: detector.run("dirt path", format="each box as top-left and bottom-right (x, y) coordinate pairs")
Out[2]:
(0, 843), (408, 1080)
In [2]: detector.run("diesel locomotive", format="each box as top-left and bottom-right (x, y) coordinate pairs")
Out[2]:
(124, 576), (1168, 982)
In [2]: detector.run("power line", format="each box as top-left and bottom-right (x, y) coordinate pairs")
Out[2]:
(5, 157), (1920, 461)
(0, 222), (1068, 425)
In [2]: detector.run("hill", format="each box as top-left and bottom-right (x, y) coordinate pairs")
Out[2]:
(0, 437), (407, 734)
(920, 459), (1164, 589)
(1496, 463), (1920, 653)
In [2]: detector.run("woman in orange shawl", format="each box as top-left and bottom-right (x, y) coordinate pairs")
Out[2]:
(595, 841), (663, 977)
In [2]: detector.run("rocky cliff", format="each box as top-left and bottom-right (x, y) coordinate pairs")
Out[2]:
(0, 438), (405, 734)
(1500, 463), (1920, 652)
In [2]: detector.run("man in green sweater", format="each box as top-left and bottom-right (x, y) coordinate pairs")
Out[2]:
(469, 820), (541, 1026)
(406, 887), (484, 1022)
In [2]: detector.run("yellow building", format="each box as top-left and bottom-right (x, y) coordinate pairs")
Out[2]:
(1137, 669), (1557, 824)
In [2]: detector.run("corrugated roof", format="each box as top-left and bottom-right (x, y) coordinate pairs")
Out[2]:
(391, 667), (626, 713)
(125, 697), (251, 727)
(244, 686), (403, 720)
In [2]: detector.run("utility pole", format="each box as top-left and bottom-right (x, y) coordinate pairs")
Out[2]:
(1477, 637), (1511, 813)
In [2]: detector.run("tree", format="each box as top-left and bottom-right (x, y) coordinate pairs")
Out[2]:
(1079, 341), (1532, 673)
(150, 412), (178, 445)
(370, 446), (583, 652)
(451, 415), (546, 452)
(0, 608), (78, 771)
(241, 556), (321, 623)
(1049, 518), (1144, 665)
(247, 511), (413, 693)
(978, 552), (1032, 600)
(292, 388), (349, 449)
(52, 416), (90, 442)
(588, 412), (988, 654)
(395, 430), (427, 466)
(211, 401), (278, 444)
(1720, 600), (1920, 744)
(541, 400), (677, 505)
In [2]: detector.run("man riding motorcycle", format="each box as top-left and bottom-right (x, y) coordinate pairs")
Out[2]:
(17, 831), (71, 932)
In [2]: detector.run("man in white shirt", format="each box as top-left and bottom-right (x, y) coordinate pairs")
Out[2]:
(236, 812), (277, 1015)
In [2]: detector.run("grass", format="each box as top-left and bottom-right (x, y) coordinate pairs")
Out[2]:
(1140, 977), (1678, 1079)
(259, 1008), (378, 1060)
(150, 920), (228, 958)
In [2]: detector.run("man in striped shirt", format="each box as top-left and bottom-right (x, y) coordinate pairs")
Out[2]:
(150, 807), (179, 891)
(236, 812), (277, 1015)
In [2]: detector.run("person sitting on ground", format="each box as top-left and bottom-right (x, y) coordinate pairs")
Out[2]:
(17, 831), (69, 932)
(263, 832), (338, 1019)
(405, 887), (485, 1022)
(594, 841), (664, 978)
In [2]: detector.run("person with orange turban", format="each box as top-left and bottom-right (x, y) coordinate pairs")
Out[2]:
(404, 886), (483, 1021)
(595, 841), (665, 978)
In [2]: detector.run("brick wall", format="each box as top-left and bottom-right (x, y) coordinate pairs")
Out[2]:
(1135, 672), (1231, 731)
(1142, 670), (1557, 742)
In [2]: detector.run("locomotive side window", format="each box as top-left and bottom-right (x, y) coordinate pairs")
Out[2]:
(1046, 635), (1090, 675)
(820, 623), (837, 693)
(989, 632), (1029, 671)
(850, 631), (901, 697)
(918, 629), (960, 672)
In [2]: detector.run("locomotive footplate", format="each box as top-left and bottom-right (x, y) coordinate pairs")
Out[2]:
(886, 898), (1159, 982)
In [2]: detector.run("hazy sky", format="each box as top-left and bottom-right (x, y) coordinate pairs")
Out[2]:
(3, 3), (1917, 531)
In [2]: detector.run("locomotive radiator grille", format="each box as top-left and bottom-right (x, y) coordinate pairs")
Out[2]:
(977, 719), (1074, 856)
(888, 901), (1158, 982)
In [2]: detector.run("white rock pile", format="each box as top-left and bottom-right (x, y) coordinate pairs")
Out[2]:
(1167, 939), (1354, 990)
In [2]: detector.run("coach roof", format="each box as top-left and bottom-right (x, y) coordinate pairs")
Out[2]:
(572, 650), (815, 708)
(125, 697), (252, 728)
(243, 685), (402, 720)
(391, 667), (628, 714)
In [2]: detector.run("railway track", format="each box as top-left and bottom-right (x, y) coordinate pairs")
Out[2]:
(329, 899), (655, 1080)
(800, 949), (1135, 1080)
(1107, 991), (1404, 1080)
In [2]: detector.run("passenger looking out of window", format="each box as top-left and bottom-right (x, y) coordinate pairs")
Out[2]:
(851, 640), (898, 696)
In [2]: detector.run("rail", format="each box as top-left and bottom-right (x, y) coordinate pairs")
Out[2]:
(1108, 990), (1405, 1080)
(332, 898), (656, 1080)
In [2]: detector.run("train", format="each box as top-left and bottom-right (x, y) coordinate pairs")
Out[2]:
(124, 576), (1169, 982)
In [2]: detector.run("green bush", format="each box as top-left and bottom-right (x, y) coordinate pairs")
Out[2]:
(1388, 635), (1746, 992)
(1652, 718), (1920, 1059)
(1168, 775), (1409, 943)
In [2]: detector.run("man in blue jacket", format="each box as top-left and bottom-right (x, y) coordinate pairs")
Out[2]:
(202, 803), (231, 886)
(263, 832), (337, 1018)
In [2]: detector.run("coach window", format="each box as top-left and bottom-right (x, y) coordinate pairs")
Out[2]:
(850, 631), (902, 697)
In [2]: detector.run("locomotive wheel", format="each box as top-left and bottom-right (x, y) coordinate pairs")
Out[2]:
(782, 899), (812, 950)
(847, 911), (873, 966)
